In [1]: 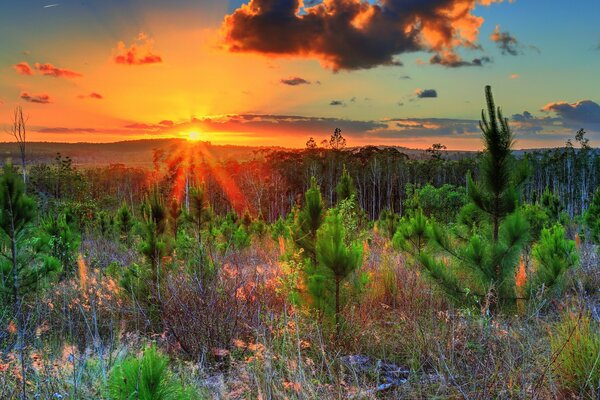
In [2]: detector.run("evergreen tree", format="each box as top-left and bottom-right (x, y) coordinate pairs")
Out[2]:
(116, 202), (134, 245)
(540, 188), (562, 222)
(0, 164), (59, 399)
(392, 209), (429, 258)
(329, 128), (346, 150)
(168, 199), (182, 236)
(584, 187), (600, 244)
(42, 213), (80, 276)
(377, 209), (401, 239)
(313, 212), (363, 337)
(293, 177), (325, 262)
(140, 191), (168, 291)
(189, 185), (210, 243)
(530, 224), (578, 295)
(335, 165), (356, 203)
(468, 85), (523, 244)
(417, 86), (530, 308)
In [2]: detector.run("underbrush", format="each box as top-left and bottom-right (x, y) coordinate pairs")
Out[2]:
(0, 236), (597, 399)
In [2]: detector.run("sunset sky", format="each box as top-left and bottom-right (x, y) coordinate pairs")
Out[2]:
(0, 0), (599, 149)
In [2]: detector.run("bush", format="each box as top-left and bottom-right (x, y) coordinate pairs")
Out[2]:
(530, 224), (578, 295)
(108, 345), (200, 400)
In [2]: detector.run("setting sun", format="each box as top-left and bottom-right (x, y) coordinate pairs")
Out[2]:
(187, 131), (202, 141)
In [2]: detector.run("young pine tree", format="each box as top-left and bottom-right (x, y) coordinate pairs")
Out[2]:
(420, 86), (530, 308)
(168, 199), (182, 236)
(0, 164), (60, 399)
(42, 213), (80, 277)
(336, 165), (356, 203)
(116, 202), (134, 246)
(530, 224), (578, 295)
(377, 209), (401, 239)
(108, 345), (199, 400)
(584, 187), (600, 244)
(392, 209), (429, 258)
(314, 212), (363, 337)
(189, 185), (210, 243)
(293, 177), (325, 262)
(140, 191), (169, 292)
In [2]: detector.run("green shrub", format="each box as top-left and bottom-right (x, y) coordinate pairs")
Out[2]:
(108, 345), (201, 400)
(530, 224), (578, 294)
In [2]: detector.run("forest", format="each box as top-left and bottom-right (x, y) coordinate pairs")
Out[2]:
(1, 86), (599, 399)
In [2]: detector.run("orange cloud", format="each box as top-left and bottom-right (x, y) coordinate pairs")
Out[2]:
(114, 33), (163, 65)
(222, 0), (506, 71)
(20, 92), (51, 104)
(35, 63), (82, 78)
(13, 62), (34, 75)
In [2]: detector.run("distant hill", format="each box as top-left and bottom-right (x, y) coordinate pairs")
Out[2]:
(0, 139), (585, 167)
(0, 139), (278, 167)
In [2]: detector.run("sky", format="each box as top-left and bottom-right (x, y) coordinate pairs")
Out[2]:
(0, 0), (599, 149)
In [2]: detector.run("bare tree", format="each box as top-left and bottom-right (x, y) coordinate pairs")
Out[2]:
(8, 106), (28, 188)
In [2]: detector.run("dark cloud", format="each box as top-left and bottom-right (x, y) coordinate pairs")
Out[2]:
(78, 92), (103, 100)
(330, 100), (346, 106)
(378, 118), (480, 138)
(114, 33), (163, 65)
(512, 111), (534, 122)
(37, 127), (98, 134)
(490, 25), (522, 56)
(222, 0), (503, 71)
(416, 89), (437, 98)
(281, 77), (311, 86)
(430, 54), (491, 67)
(543, 100), (600, 128)
(20, 92), (51, 104)
(35, 63), (82, 78)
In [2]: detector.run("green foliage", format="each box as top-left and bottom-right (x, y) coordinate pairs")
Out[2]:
(336, 165), (356, 203)
(550, 312), (600, 397)
(293, 177), (325, 262)
(377, 209), (401, 239)
(404, 184), (468, 224)
(392, 209), (429, 257)
(189, 185), (211, 241)
(270, 217), (290, 241)
(468, 85), (525, 243)
(336, 194), (368, 243)
(116, 202), (134, 245)
(0, 164), (60, 298)
(530, 224), (578, 294)
(233, 225), (251, 250)
(418, 87), (530, 308)
(520, 203), (550, 242)
(540, 188), (562, 222)
(108, 345), (200, 400)
(310, 212), (364, 334)
(97, 210), (116, 238)
(140, 191), (170, 289)
(584, 187), (600, 244)
(42, 213), (80, 275)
